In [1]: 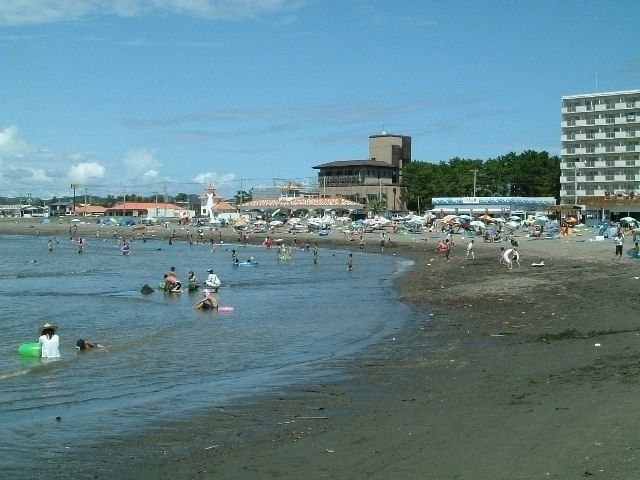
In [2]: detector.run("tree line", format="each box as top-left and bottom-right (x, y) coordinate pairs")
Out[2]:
(400, 150), (560, 213)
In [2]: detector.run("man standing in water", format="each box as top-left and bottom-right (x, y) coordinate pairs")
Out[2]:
(347, 253), (353, 271)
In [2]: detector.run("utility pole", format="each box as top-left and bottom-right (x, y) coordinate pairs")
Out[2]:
(70, 183), (79, 216)
(163, 182), (167, 218)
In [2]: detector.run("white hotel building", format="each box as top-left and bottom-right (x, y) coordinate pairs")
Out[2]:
(561, 89), (640, 219)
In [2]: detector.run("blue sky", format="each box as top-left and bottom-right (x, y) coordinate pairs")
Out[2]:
(1, 0), (639, 200)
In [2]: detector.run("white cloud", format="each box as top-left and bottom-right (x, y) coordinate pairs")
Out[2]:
(122, 148), (160, 180)
(0, 125), (34, 157)
(0, 0), (301, 27)
(142, 169), (159, 181)
(193, 171), (236, 197)
(68, 162), (106, 184)
(193, 171), (235, 185)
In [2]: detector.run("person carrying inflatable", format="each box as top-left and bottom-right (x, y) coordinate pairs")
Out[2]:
(193, 289), (218, 310)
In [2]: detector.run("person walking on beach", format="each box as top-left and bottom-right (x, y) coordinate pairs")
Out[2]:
(38, 323), (60, 359)
(614, 232), (624, 258)
(359, 235), (365, 253)
(444, 238), (453, 261)
(379, 233), (385, 253)
(512, 248), (521, 267)
(465, 239), (475, 260)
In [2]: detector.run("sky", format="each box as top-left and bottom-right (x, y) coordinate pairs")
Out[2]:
(1, 0), (639, 201)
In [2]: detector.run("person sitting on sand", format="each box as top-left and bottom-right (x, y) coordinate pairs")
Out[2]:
(76, 339), (105, 350)
(193, 289), (218, 310)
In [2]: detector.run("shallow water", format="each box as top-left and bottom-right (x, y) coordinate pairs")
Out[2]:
(0, 233), (413, 474)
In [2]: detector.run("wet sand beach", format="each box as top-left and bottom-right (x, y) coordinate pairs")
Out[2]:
(4, 218), (640, 479)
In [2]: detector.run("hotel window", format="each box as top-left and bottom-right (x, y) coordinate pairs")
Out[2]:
(586, 144), (596, 153)
(586, 130), (595, 139)
(587, 116), (596, 125)
(627, 143), (638, 152)
(568, 132), (576, 140)
(606, 129), (615, 138)
(585, 159), (596, 167)
(606, 159), (615, 166)
(626, 159), (636, 166)
(568, 119), (576, 126)
(566, 147), (575, 154)
(627, 113), (636, 122)
(626, 174), (635, 180)
(567, 104), (576, 112)
(606, 100), (615, 109)
(586, 101), (594, 111)
(606, 145), (615, 153)
(606, 114), (615, 124)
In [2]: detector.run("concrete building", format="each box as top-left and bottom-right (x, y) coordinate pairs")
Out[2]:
(561, 89), (640, 220)
(313, 133), (411, 212)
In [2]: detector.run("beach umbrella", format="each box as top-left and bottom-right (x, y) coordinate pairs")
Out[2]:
(469, 220), (485, 229)
(620, 216), (637, 224)
(269, 220), (283, 227)
(508, 215), (521, 221)
(456, 214), (472, 221)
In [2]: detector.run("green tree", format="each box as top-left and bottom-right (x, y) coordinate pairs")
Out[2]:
(235, 190), (252, 204)
(368, 198), (386, 215)
(174, 192), (189, 204)
(400, 150), (561, 210)
(102, 195), (117, 208)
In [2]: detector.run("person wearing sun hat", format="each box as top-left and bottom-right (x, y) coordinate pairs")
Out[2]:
(38, 322), (60, 358)
(193, 288), (218, 310)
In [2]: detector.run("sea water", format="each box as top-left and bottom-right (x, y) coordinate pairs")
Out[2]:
(0, 233), (414, 474)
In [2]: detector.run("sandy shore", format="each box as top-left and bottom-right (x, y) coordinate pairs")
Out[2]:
(4, 217), (640, 478)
